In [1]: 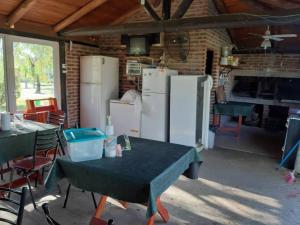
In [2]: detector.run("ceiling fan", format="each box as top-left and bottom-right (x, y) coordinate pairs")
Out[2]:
(248, 27), (298, 50)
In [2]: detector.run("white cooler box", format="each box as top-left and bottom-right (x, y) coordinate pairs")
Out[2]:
(63, 128), (106, 162)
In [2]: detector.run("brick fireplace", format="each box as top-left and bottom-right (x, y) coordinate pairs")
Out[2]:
(224, 53), (300, 130)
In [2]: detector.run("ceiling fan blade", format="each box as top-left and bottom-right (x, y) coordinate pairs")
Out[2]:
(269, 37), (284, 41)
(270, 34), (298, 38)
(248, 33), (263, 37)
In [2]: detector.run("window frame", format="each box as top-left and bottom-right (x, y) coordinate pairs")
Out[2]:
(1, 34), (61, 113)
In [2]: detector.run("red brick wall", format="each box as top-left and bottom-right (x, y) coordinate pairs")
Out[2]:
(97, 0), (231, 93)
(233, 54), (300, 73)
(65, 0), (232, 125)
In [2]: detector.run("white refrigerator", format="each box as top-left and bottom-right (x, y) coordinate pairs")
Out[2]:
(141, 68), (178, 142)
(170, 75), (213, 148)
(80, 56), (119, 131)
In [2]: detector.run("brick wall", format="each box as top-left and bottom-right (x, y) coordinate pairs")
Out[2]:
(65, 0), (231, 125)
(97, 0), (231, 99)
(233, 54), (300, 74)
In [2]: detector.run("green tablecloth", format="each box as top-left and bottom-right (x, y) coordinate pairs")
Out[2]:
(214, 101), (253, 117)
(45, 137), (202, 218)
(0, 120), (57, 164)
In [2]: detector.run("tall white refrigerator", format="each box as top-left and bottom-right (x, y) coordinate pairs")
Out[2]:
(80, 56), (119, 131)
(170, 75), (213, 148)
(141, 68), (178, 142)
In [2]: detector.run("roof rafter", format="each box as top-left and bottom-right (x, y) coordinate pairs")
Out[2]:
(7, 0), (37, 28)
(61, 9), (300, 36)
(172, 0), (194, 19)
(140, 0), (161, 21)
(53, 0), (108, 33)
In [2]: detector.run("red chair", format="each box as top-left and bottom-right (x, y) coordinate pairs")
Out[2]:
(9, 129), (59, 209)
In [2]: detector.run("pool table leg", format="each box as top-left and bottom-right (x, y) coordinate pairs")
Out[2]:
(157, 198), (169, 223)
(147, 197), (169, 225)
(95, 195), (107, 218)
(237, 115), (242, 138)
(147, 216), (155, 225)
(90, 196), (109, 225)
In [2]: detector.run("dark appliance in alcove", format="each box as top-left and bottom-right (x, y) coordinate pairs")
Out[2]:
(232, 76), (258, 97)
(277, 78), (300, 103)
(232, 76), (300, 102)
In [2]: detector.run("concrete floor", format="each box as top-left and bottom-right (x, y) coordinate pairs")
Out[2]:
(1, 148), (298, 225)
(215, 125), (285, 158)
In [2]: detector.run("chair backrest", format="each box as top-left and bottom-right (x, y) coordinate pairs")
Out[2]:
(57, 122), (79, 156)
(0, 187), (27, 225)
(48, 112), (66, 129)
(32, 129), (59, 168)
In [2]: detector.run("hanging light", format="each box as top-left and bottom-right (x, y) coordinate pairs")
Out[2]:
(261, 39), (271, 50)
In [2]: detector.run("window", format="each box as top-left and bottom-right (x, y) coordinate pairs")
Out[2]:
(1, 35), (60, 113)
(0, 37), (6, 111)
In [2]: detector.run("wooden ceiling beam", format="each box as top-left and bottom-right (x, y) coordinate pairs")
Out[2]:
(7, 0), (37, 28)
(61, 9), (300, 36)
(53, 0), (108, 33)
(140, 0), (161, 21)
(172, 0), (193, 19)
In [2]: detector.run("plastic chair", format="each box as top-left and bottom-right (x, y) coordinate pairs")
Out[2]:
(0, 187), (27, 225)
(9, 130), (59, 209)
(42, 203), (114, 225)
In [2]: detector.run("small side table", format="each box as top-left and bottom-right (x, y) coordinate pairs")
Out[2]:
(213, 102), (253, 138)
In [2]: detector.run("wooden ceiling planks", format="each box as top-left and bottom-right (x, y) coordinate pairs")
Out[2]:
(0, 0), (21, 15)
(67, 0), (140, 29)
(0, 0), (299, 51)
(53, 0), (108, 32)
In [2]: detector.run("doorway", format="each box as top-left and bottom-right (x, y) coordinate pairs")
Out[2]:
(1, 34), (60, 113)
(205, 50), (214, 75)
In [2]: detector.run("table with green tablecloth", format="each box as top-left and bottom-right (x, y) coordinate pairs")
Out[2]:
(0, 120), (57, 186)
(214, 101), (253, 137)
(45, 137), (202, 225)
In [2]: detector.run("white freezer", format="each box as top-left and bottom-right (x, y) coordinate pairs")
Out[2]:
(110, 100), (141, 137)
